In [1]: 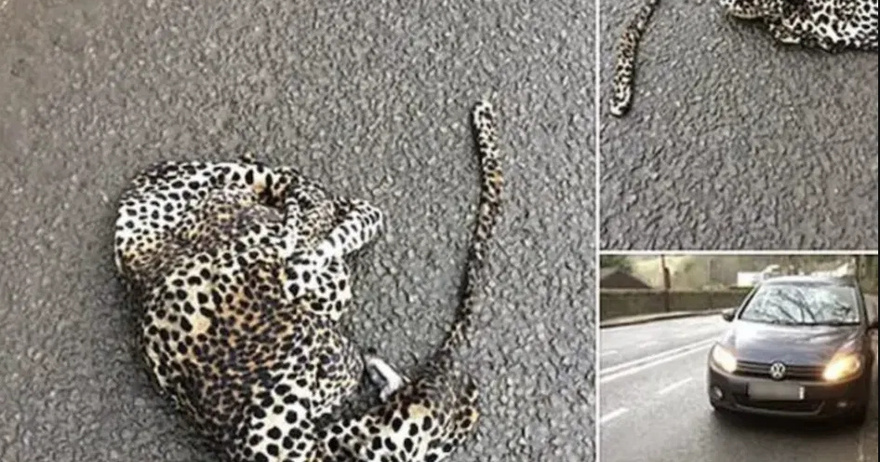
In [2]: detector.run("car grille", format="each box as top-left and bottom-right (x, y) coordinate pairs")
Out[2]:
(735, 360), (824, 381)
(732, 394), (823, 414)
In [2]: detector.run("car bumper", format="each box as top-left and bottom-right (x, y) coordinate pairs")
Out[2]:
(707, 362), (869, 419)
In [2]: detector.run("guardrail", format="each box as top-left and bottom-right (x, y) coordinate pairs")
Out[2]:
(600, 288), (752, 320)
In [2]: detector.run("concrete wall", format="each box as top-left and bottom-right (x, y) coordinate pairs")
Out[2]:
(600, 288), (753, 320)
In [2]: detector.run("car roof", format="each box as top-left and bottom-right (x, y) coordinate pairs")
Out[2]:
(760, 275), (859, 287)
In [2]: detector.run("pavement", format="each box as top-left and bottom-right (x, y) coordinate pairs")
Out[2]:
(600, 308), (726, 328)
(599, 300), (880, 462)
(0, 1), (594, 461)
(599, 0), (879, 250)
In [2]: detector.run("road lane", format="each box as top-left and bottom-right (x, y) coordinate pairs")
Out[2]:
(600, 313), (729, 370)
(600, 337), (716, 384)
(600, 314), (879, 462)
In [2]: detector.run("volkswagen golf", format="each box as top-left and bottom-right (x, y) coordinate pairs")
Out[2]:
(707, 275), (877, 424)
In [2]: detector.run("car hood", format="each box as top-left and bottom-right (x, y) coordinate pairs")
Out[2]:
(720, 320), (860, 365)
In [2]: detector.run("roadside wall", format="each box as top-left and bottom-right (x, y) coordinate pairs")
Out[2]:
(600, 288), (752, 320)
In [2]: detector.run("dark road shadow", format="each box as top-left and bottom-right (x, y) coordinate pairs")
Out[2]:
(709, 409), (867, 438)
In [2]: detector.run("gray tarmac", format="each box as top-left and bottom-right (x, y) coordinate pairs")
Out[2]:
(0, 1), (594, 461)
(600, 0), (879, 250)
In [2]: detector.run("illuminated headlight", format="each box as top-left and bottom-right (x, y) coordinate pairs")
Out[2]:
(823, 353), (862, 382)
(711, 344), (737, 373)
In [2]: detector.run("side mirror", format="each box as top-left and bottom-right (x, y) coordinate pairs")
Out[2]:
(721, 309), (735, 322)
(869, 319), (879, 330)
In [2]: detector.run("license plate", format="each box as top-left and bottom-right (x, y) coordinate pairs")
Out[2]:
(748, 382), (804, 401)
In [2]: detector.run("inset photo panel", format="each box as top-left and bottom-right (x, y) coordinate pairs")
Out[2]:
(599, 0), (878, 250)
(598, 252), (879, 462)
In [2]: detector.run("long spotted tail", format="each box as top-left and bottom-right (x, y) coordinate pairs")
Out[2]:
(610, 0), (661, 117)
(435, 100), (503, 362)
(311, 102), (502, 461)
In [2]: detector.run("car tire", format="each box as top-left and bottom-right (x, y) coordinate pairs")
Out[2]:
(710, 403), (731, 417)
(842, 404), (868, 427)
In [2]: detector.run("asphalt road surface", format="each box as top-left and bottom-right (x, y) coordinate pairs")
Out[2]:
(0, 1), (594, 461)
(599, 306), (880, 462)
(600, 0), (879, 250)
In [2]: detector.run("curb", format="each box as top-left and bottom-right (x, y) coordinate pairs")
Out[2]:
(600, 309), (727, 329)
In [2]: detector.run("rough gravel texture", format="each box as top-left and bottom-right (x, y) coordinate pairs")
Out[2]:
(0, 1), (595, 461)
(600, 0), (879, 250)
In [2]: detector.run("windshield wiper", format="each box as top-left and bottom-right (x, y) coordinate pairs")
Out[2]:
(747, 319), (798, 326)
(810, 321), (859, 326)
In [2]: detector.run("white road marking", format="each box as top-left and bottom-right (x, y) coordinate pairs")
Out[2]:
(600, 408), (629, 425)
(600, 338), (716, 384)
(601, 337), (715, 375)
(602, 350), (619, 357)
(657, 377), (694, 395)
(636, 340), (659, 349)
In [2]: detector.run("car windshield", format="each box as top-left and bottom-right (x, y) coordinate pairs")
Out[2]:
(739, 283), (861, 326)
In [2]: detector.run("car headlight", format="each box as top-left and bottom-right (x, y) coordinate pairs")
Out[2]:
(711, 344), (737, 373)
(823, 353), (863, 382)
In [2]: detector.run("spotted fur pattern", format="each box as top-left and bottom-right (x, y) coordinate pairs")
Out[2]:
(311, 101), (503, 462)
(610, 0), (878, 117)
(113, 100), (503, 462)
(610, 0), (661, 117)
(721, 0), (879, 51)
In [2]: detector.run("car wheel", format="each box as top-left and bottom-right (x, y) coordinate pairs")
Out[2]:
(710, 402), (731, 417)
(842, 404), (868, 427)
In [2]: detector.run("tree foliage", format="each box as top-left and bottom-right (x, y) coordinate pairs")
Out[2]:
(600, 255), (632, 273)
